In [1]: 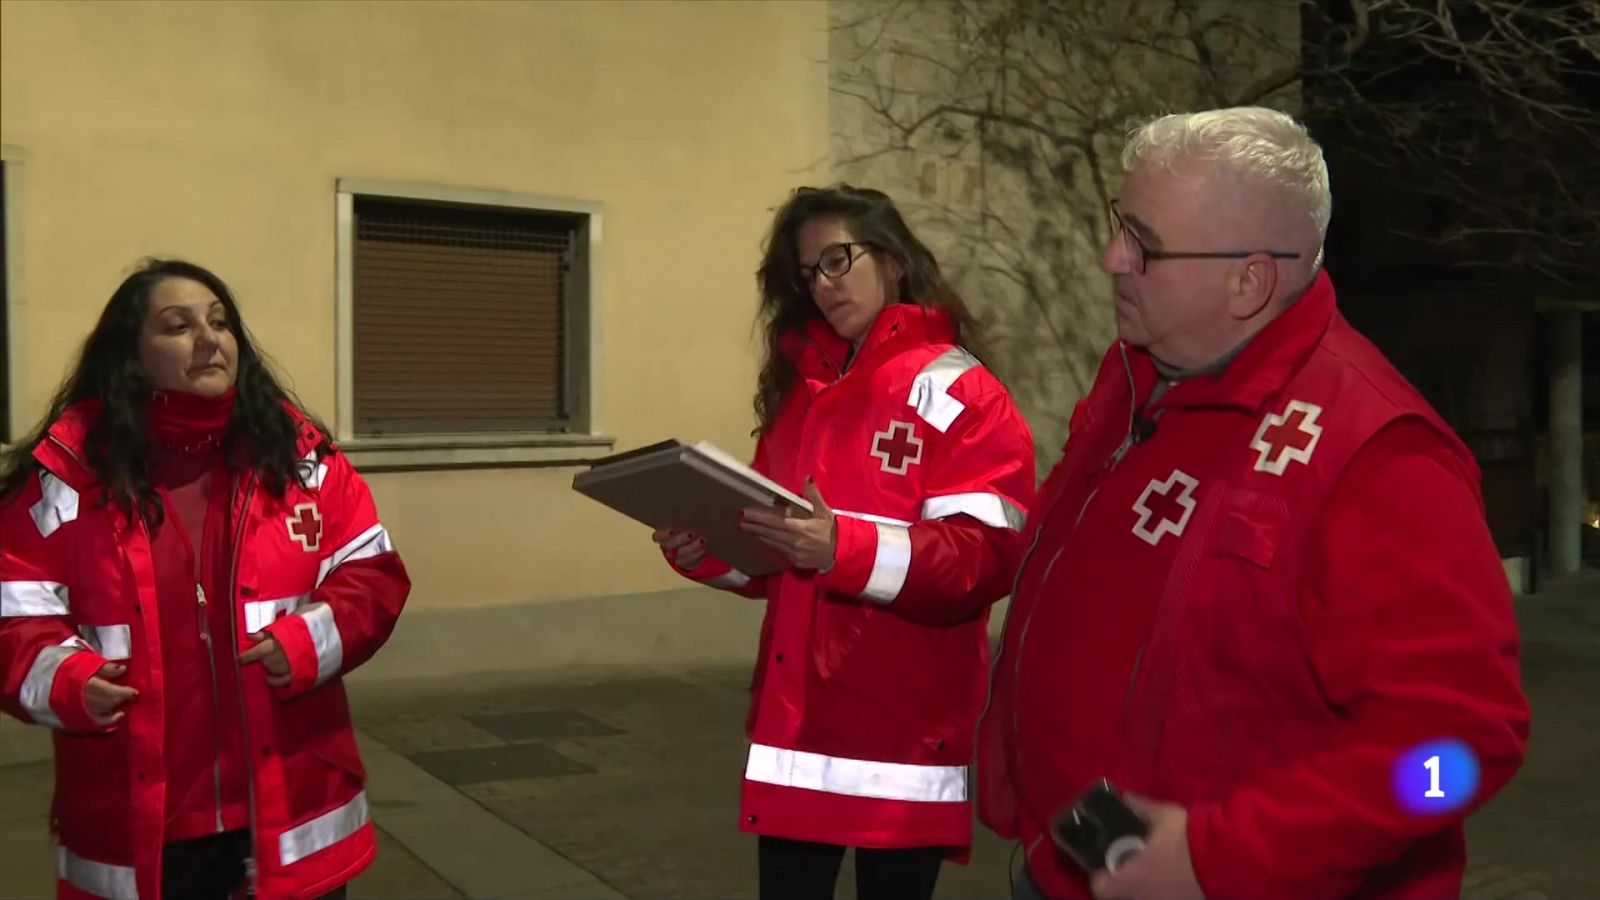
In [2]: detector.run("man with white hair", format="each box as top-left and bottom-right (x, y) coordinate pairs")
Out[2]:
(976, 107), (1530, 899)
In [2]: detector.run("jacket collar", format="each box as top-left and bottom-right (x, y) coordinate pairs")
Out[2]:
(784, 303), (958, 382)
(1127, 269), (1337, 413)
(36, 398), (326, 487)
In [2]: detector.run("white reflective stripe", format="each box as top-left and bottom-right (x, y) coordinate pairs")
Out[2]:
(835, 509), (915, 528)
(299, 601), (345, 685)
(704, 569), (751, 590)
(297, 450), (329, 490)
(0, 580), (70, 616)
(906, 347), (978, 433)
(745, 743), (966, 803)
(21, 638), (88, 730)
(279, 790), (370, 866)
(80, 624), (133, 661)
(29, 472), (80, 538)
(57, 846), (139, 899)
(921, 492), (1026, 531)
(315, 523), (395, 588)
(244, 595), (309, 634)
(861, 522), (911, 604)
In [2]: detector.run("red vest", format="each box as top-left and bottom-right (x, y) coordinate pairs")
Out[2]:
(979, 273), (1528, 898)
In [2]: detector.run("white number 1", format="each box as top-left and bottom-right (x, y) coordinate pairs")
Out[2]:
(1424, 755), (1445, 798)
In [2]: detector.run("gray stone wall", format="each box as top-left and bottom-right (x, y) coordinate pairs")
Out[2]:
(829, 0), (1300, 472)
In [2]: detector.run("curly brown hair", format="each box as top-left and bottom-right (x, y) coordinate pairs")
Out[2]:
(752, 184), (982, 434)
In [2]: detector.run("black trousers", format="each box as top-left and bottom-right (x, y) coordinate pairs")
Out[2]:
(758, 836), (945, 900)
(161, 831), (348, 900)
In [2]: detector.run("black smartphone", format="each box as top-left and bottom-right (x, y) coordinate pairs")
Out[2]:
(1049, 778), (1150, 875)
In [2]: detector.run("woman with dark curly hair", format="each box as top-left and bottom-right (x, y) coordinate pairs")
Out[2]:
(0, 258), (409, 900)
(654, 185), (1037, 900)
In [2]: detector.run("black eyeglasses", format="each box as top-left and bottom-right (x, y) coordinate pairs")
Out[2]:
(1109, 200), (1301, 275)
(796, 242), (872, 292)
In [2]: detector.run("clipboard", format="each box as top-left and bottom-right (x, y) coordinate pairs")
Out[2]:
(571, 439), (812, 576)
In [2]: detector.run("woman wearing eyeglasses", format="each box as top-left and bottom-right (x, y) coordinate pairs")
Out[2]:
(653, 184), (1036, 900)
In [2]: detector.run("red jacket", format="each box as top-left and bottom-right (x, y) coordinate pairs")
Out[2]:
(148, 448), (252, 843)
(977, 272), (1529, 898)
(0, 402), (410, 900)
(669, 304), (1036, 850)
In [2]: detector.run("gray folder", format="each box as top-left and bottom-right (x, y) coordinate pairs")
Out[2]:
(572, 439), (813, 577)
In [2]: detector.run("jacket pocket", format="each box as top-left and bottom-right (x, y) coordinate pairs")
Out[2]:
(1209, 488), (1288, 569)
(271, 686), (366, 827)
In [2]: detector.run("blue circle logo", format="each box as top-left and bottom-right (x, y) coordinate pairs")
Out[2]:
(1392, 739), (1480, 816)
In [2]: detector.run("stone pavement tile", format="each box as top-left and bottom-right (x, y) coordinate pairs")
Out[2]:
(410, 742), (598, 786)
(360, 713), (506, 756)
(350, 826), (467, 900)
(467, 709), (625, 742)
(356, 727), (627, 900)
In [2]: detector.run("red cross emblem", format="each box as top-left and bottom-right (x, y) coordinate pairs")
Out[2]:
(871, 420), (924, 476)
(286, 502), (323, 552)
(1251, 400), (1324, 475)
(1131, 469), (1199, 546)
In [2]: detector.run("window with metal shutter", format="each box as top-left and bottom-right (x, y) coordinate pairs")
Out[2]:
(351, 196), (585, 435)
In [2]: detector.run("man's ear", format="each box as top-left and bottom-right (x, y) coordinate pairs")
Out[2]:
(1230, 255), (1279, 320)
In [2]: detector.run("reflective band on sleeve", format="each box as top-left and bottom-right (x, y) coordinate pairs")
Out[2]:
(22, 638), (87, 728)
(315, 524), (395, 588)
(861, 522), (911, 604)
(29, 472), (80, 538)
(921, 492), (1026, 531)
(906, 347), (979, 433)
(1, 580), (69, 617)
(299, 601), (345, 686)
(705, 569), (751, 590)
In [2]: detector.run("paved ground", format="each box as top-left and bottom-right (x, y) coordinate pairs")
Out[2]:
(2, 573), (1594, 899)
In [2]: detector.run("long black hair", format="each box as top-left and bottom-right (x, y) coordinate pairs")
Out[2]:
(0, 258), (328, 525)
(752, 183), (982, 434)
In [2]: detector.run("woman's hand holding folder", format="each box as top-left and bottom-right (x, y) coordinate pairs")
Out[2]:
(653, 528), (709, 570)
(737, 477), (837, 572)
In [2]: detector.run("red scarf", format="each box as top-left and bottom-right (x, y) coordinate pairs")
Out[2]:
(146, 388), (236, 453)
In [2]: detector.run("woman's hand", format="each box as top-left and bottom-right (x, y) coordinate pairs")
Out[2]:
(653, 528), (708, 570)
(83, 662), (138, 727)
(240, 633), (292, 687)
(739, 478), (837, 572)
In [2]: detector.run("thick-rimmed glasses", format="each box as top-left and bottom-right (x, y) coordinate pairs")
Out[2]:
(1110, 200), (1301, 275)
(796, 242), (872, 292)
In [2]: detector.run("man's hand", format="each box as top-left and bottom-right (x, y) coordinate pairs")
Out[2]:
(653, 527), (708, 571)
(738, 478), (836, 571)
(1090, 795), (1203, 900)
(240, 633), (292, 687)
(83, 662), (138, 727)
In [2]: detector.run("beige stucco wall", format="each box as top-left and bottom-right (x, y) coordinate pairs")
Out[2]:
(2, 0), (831, 612)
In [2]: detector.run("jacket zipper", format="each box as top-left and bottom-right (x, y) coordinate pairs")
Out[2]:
(225, 477), (261, 893)
(195, 582), (227, 833)
(997, 345), (1143, 804)
(1122, 643), (1145, 717)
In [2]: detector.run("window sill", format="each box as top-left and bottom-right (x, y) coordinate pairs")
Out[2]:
(340, 433), (617, 472)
